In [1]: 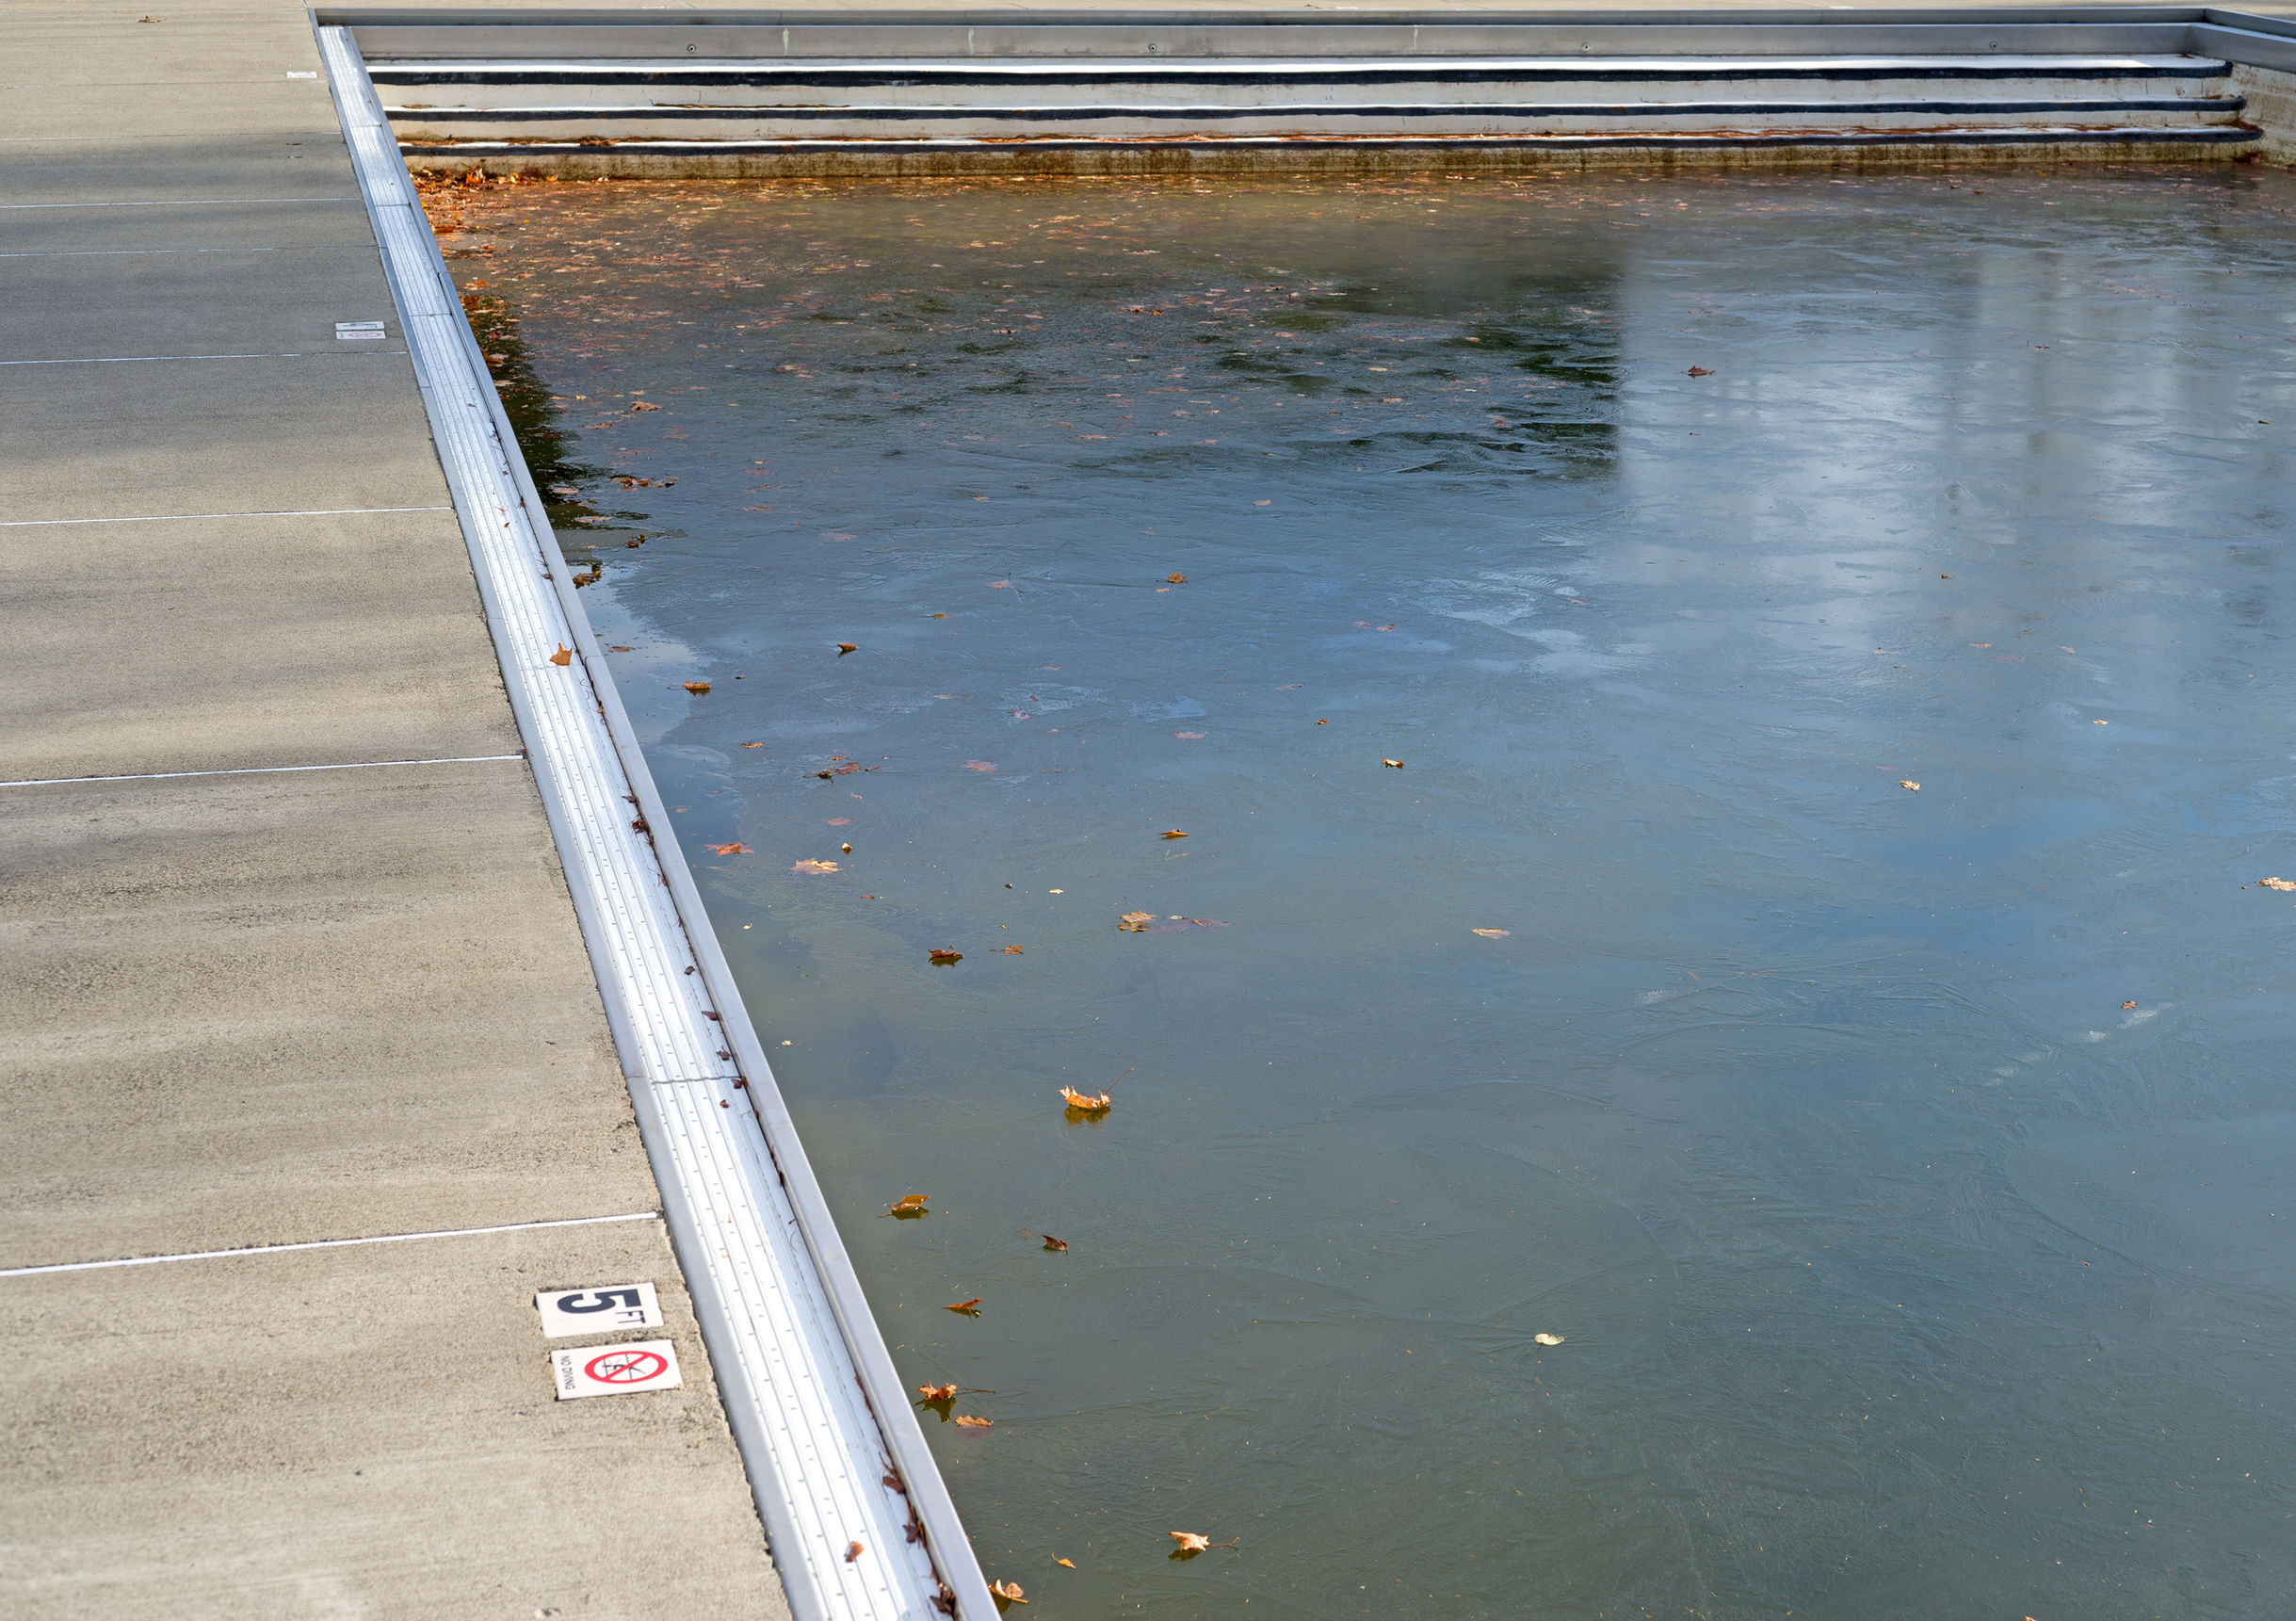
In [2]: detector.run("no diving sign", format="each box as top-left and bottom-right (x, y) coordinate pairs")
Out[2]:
(552, 1339), (683, 1400)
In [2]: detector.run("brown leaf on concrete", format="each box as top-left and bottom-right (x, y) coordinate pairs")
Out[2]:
(548, 644), (574, 666)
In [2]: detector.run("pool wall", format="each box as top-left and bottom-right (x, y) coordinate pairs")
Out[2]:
(325, 5), (2296, 173)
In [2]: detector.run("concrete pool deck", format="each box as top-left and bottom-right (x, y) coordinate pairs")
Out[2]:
(2, 0), (2290, 1616)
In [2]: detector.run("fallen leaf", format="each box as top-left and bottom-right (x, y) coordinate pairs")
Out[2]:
(1037, 1233), (1069, 1252)
(1118, 911), (1155, 932)
(836, 642), (858, 656)
(706, 841), (752, 855)
(629, 400), (659, 412)
(953, 1414), (992, 1427)
(742, 740), (764, 748)
(1057, 1558), (1075, 1569)
(929, 948), (964, 965)
(841, 842), (853, 853)
(685, 680), (711, 694)
(2122, 1000), (2138, 1010)
(1167, 573), (1188, 585)
(963, 760), (997, 772)
(1002, 944), (1024, 954)
(1900, 780), (1920, 791)
(1059, 1086), (1112, 1113)
(947, 1298), (982, 1315)
(990, 1579), (1027, 1604)
(608, 644), (635, 652)
(1174, 731), (1206, 739)
(989, 578), (1011, 589)
(918, 1383), (957, 1402)
(548, 644), (573, 666)
(1253, 499), (1272, 507)
(829, 818), (851, 825)
(816, 770), (833, 780)
(2262, 877), (2296, 891)
(792, 859), (841, 875)
(887, 1194), (930, 1217)
(1383, 758), (1405, 769)
(1534, 1332), (1565, 1346)
(847, 1541), (865, 1564)
(1688, 365), (1714, 377)
(1471, 928), (1510, 938)
(1316, 719), (1327, 725)
(1170, 1532), (1210, 1555)
(1161, 830), (1188, 840)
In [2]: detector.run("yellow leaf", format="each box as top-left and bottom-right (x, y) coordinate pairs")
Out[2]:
(792, 859), (841, 875)
(1059, 1086), (1112, 1113)
(1167, 573), (1188, 585)
(706, 841), (752, 855)
(947, 1298), (982, 1315)
(1057, 1557), (1075, 1569)
(953, 1413), (993, 1427)
(685, 680), (711, 694)
(1170, 1532), (1210, 1554)
(886, 1194), (929, 1217)
(990, 1579), (1026, 1603)
(1161, 830), (1188, 840)
(918, 1383), (957, 1402)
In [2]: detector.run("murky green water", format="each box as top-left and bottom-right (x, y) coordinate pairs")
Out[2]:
(441, 166), (2296, 1618)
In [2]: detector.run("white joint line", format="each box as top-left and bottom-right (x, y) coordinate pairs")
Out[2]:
(0, 504), (452, 528)
(0, 1211), (661, 1278)
(0, 754), (525, 790)
(0, 350), (406, 365)
(317, 27), (992, 1621)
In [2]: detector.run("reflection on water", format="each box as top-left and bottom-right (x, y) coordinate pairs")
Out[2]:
(439, 169), (2296, 1619)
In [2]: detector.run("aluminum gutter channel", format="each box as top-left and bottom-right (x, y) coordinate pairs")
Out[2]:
(315, 24), (994, 1621)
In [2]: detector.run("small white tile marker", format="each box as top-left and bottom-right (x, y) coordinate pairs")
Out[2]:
(336, 321), (386, 341)
(536, 1281), (664, 1338)
(553, 1339), (682, 1400)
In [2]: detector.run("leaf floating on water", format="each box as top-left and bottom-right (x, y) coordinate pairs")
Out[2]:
(836, 642), (858, 656)
(953, 1413), (993, 1428)
(684, 680), (711, 694)
(742, 740), (764, 749)
(947, 1298), (982, 1316)
(1688, 365), (1715, 377)
(1167, 573), (1188, 585)
(1002, 944), (1025, 955)
(1059, 1086), (1112, 1113)
(1056, 1558), (1075, 1569)
(963, 760), (997, 773)
(706, 842), (752, 855)
(1899, 780), (1920, 791)
(2261, 877), (2296, 891)
(918, 1383), (957, 1402)
(1037, 1233), (1069, 1252)
(1161, 830), (1188, 840)
(989, 578), (1012, 590)
(792, 859), (841, 875)
(886, 1194), (930, 1218)
(608, 644), (635, 652)
(548, 644), (574, 667)
(1383, 758), (1405, 769)
(1533, 1333), (1565, 1346)
(1118, 911), (1155, 932)
(929, 948), (963, 965)
(1170, 1532), (1211, 1555)
(1471, 928), (1510, 939)
(2122, 1000), (2138, 1009)
(989, 1579), (1027, 1604)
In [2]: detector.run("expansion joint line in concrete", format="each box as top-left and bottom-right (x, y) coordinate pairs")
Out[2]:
(0, 754), (526, 790)
(315, 26), (993, 1621)
(0, 1211), (663, 1279)
(0, 504), (453, 528)
(0, 350), (410, 365)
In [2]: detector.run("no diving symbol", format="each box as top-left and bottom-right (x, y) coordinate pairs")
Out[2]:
(585, 1348), (668, 1386)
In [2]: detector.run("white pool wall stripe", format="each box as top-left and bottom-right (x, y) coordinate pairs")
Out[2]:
(317, 26), (993, 1621)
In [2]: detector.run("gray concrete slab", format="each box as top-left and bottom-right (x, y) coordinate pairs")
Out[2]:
(0, 353), (445, 522)
(0, 1220), (791, 1621)
(0, 765), (648, 1268)
(0, 509), (519, 783)
(0, 199), (380, 257)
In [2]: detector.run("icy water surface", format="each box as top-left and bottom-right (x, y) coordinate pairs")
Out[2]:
(437, 168), (2296, 1618)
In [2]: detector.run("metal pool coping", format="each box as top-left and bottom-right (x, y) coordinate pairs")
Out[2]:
(315, 24), (994, 1621)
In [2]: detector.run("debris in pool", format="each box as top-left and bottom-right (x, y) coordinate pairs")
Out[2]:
(1002, 944), (1024, 954)
(989, 1579), (1026, 1603)
(1057, 1558), (1075, 1568)
(1471, 929), (1510, 939)
(1534, 1333), (1565, 1347)
(841, 843), (853, 853)
(963, 760), (997, 772)
(792, 858), (840, 874)
(929, 948), (962, 965)
(887, 1194), (930, 1218)
(2258, 877), (2296, 891)
(705, 841), (751, 855)
(1161, 830), (1188, 840)
(1060, 1085), (1113, 1113)
(946, 1299), (983, 1317)
(1167, 573), (1188, 584)
(684, 680), (710, 694)
(836, 641), (858, 656)
(1035, 1232), (1067, 1251)
(953, 1414), (993, 1427)
(1383, 758), (1404, 769)
(609, 644), (635, 652)
(918, 1383), (956, 1402)
(1118, 911), (1155, 932)
(1687, 365), (1715, 377)
(1175, 731), (1206, 739)
(2123, 1001), (2139, 1010)
(1900, 780), (1920, 791)
(742, 740), (764, 748)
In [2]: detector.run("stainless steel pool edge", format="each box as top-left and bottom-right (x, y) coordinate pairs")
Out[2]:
(316, 24), (995, 1621)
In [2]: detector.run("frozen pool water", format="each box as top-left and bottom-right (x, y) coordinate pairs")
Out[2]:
(441, 166), (2296, 1619)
